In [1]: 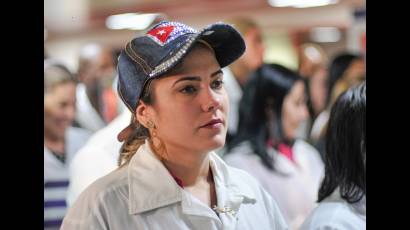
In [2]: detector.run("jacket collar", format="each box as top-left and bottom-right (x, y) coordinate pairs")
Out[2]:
(325, 187), (366, 217)
(127, 141), (256, 215)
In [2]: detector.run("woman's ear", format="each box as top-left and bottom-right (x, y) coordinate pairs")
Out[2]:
(135, 101), (153, 128)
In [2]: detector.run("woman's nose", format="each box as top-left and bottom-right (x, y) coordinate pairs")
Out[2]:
(65, 105), (76, 121)
(201, 89), (221, 112)
(300, 104), (309, 121)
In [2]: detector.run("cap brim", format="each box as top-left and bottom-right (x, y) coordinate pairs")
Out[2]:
(150, 22), (245, 79)
(198, 23), (246, 68)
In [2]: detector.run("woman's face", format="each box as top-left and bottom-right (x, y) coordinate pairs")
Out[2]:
(281, 81), (309, 140)
(44, 82), (76, 140)
(144, 45), (228, 153)
(240, 27), (265, 71)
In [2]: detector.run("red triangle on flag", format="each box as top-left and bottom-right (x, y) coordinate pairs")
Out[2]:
(147, 26), (175, 45)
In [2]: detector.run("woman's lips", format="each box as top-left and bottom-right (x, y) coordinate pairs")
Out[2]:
(200, 118), (223, 129)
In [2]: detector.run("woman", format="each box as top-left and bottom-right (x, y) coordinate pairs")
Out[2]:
(61, 21), (288, 229)
(310, 52), (365, 159)
(301, 82), (366, 230)
(224, 64), (324, 229)
(44, 60), (91, 229)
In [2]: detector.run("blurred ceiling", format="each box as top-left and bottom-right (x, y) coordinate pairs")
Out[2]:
(45, 0), (365, 38)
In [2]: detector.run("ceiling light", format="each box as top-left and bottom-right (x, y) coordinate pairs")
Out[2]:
(268, 0), (338, 8)
(106, 13), (159, 30)
(309, 27), (341, 43)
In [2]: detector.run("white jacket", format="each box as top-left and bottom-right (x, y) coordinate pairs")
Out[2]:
(224, 140), (324, 230)
(61, 141), (288, 230)
(300, 189), (366, 230)
(66, 111), (131, 206)
(75, 84), (106, 132)
(222, 67), (242, 136)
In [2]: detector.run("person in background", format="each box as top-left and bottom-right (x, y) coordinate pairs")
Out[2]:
(308, 67), (328, 120)
(74, 43), (119, 132)
(310, 52), (365, 159)
(301, 82), (366, 230)
(222, 17), (265, 145)
(225, 63), (324, 229)
(44, 60), (91, 229)
(61, 21), (288, 229)
(297, 43), (328, 140)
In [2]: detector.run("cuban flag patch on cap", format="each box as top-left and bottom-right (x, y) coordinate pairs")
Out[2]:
(146, 21), (197, 46)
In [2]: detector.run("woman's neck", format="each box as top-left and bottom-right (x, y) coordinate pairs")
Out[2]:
(161, 146), (211, 186)
(160, 144), (217, 208)
(44, 134), (65, 154)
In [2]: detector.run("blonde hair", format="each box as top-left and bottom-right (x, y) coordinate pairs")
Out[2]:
(44, 59), (76, 94)
(225, 17), (260, 36)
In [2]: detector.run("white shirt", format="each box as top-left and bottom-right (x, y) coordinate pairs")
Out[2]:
(310, 110), (329, 142)
(75, 83), (106, 132)
(61, 141), (288, 230)
(66, 110), (131, 206)
(300, 189), (366, 230)
(224, 140), (324, 230)
(222, 67), (242, 135)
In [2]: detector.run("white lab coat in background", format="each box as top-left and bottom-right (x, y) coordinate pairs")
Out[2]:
(61, 141), (288, 230)
(300, 188), (366, 230)
(75, 84), (106, 132)
(66, 111), (131, 206)
(222, 67), (242, 136)
(224, 140), (324, 230)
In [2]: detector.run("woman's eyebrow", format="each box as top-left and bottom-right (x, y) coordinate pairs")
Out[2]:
(172, 69), (223, 87)
(173, 76), (201, 87)
(211, 69), (223, 78)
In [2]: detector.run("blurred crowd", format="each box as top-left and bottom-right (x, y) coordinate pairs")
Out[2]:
(44, 17), (365, 230)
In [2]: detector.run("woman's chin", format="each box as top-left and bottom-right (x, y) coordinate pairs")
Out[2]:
(202, 135), (226, 152)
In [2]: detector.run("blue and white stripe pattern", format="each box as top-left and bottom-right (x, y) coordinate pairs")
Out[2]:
(44, 180), (69, 228)
(44, 127), (91, 230)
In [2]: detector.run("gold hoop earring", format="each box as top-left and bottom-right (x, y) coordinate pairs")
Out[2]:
(148, 123), (168, 161)
(146, 120), (155, 129)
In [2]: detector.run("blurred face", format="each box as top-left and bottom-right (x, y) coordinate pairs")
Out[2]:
(83, 50), (116, 90)
(141, 44), (228, 154)
(240, 27), (265, 71)
(282, 81), (309, 140)
(344, 58), (365, 85)
(44, 82), (76, 140)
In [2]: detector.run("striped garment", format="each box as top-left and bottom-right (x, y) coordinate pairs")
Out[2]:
(44, 179), (69, 229)
(44, 127), (91, 229)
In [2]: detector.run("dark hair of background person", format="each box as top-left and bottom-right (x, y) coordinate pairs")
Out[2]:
(227, 63), (304, 170)
(318, 82), (366, 203)
(326, 53), (362, 107)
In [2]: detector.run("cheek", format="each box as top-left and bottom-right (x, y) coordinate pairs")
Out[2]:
(156, 102), (196, 132)
(220, 92), (229, 114)
(283, 103), (298, 126)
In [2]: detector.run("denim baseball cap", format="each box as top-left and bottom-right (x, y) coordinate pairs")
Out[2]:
(117, 20), (246, 113)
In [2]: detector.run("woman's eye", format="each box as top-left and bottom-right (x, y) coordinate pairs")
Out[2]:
(180, 85), (197, 94)
(59, 102), (69, 109)
(211, 80), (224, 90)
